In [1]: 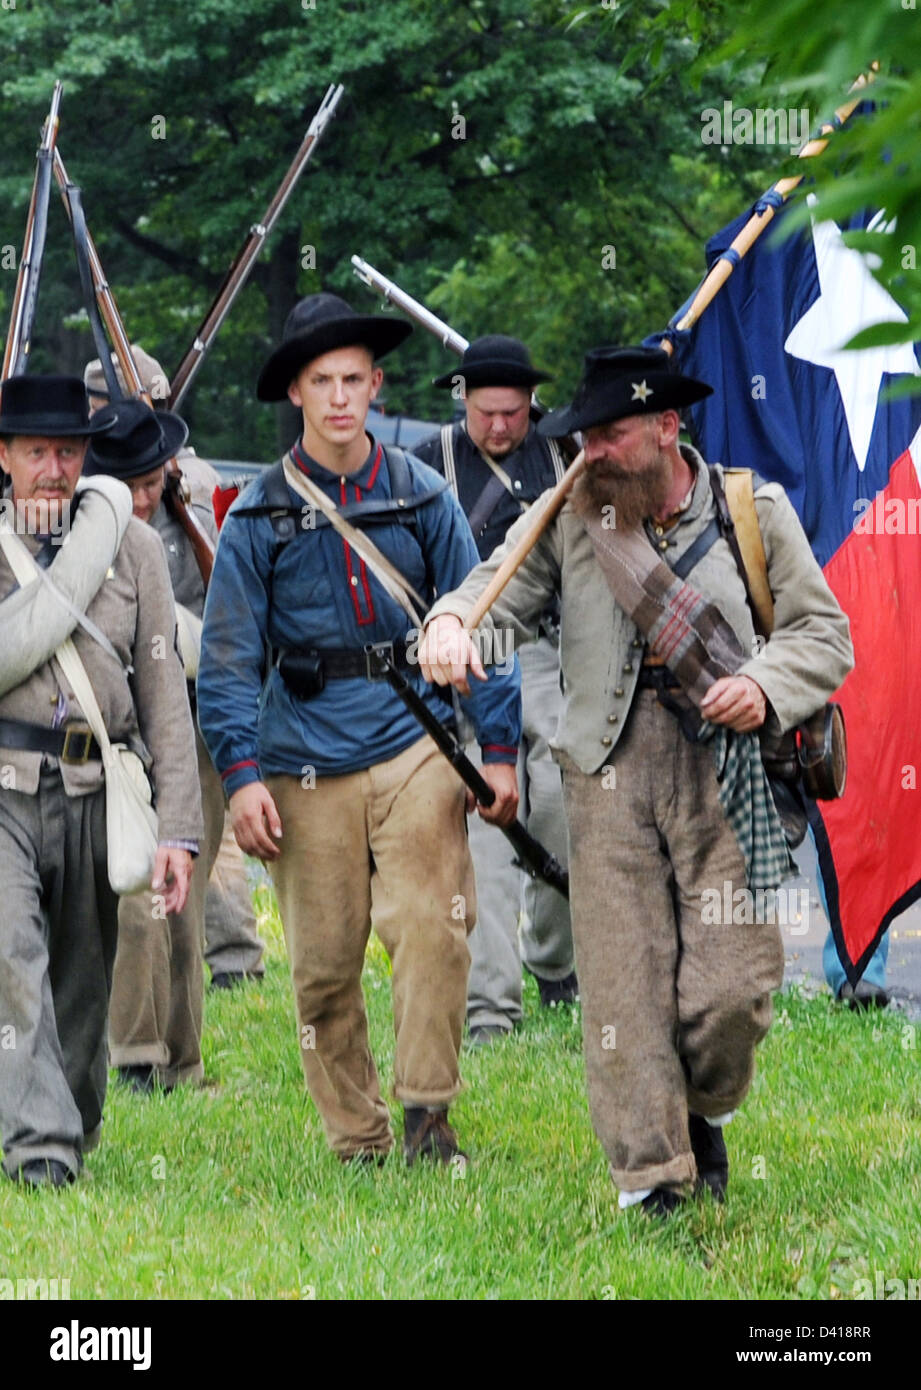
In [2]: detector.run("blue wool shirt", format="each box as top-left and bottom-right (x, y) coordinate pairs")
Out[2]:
(197, 437), (521, 796)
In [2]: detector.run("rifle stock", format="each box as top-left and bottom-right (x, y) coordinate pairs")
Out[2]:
(169, 82), (345, 411)
(53, 147), (215, 585)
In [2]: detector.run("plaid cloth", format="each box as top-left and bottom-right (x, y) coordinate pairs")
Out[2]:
(703, 725), (796, 889)
(580, 507), (795, 889)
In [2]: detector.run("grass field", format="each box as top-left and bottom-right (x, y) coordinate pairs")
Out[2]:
(2, 882), (919, 1302)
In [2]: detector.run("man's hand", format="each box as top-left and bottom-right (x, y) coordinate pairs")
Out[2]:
(151, 846), (194, 916)
(700, 674), (767, 733)
(418, 615), (486, 698)
(229, 781), (283, 861)
(468, 762), (519, 827)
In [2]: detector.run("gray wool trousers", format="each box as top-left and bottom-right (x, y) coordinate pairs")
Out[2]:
(465, 634), (574, 1030)
(0, 770), (118, 1179)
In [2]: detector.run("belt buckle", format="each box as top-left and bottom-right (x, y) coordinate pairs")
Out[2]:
(61, 723), (93, 765)
(364, 641), (395, 681)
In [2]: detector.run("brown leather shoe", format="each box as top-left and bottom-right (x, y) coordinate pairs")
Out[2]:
(403, 1107), (466, 1166)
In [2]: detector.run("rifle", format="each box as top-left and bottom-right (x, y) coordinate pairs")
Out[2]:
(350, 254), (579, 460)
(351, 256), (469, 355)
(367, 644), (569, 899)
(52, 148), (216, 585)
(2, 82), (63, 383)
(169, 82), (345, 411)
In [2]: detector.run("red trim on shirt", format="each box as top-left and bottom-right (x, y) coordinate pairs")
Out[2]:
(483, 745), (518, 756)
(367, 443), (382, 489)
(221, 759), (259, 781)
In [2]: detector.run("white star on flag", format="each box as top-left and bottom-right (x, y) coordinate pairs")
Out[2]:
(631, 380), (653, 403)
(784, 198), (920, 471)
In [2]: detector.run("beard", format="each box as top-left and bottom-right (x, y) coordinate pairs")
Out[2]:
(573, 446), (673, 531)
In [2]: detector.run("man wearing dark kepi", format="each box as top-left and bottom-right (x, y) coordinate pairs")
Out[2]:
(414, 337), (576, 1044)
(197, 293), (521, 1165)
(0, 376), (200, 1188)
(419, 346), (854, 1214)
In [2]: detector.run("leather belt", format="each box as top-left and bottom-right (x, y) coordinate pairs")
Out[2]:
(279, 640), (415, 682)
(0, 717), (102, 764)
(637, 664), (681, 694)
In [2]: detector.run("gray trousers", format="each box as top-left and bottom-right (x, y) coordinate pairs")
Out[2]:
(0, 771), (118, 1179)
(561, 690), (785, 1193)
(466, 635), (574, 1029)
(109, 731), (223, 1086)
(204, 810), (265, 977)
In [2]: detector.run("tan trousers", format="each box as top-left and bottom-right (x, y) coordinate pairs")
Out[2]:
(561, 690), (785, 1194)
(267, 735), (475, 1158)
(108, 731), (223, 1087)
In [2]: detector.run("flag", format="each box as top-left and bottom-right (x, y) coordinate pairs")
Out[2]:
(668, 194), (921, 983)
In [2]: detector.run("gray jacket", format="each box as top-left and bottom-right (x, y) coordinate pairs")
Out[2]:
(0, 517), (203, 841)
(427, 451), (855, 775)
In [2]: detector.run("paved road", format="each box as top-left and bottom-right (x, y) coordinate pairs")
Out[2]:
(782, 837), (921, 1020)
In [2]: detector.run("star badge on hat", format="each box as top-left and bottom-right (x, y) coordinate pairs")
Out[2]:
(631, 380), (653, 403)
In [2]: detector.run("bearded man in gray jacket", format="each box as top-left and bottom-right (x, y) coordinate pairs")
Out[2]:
(419, 346), (854, 1216)
(0, 375), (201, 1188)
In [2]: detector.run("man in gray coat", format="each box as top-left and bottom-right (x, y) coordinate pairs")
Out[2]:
(419, 346), (854, 1216)
(0, 375), (201, 1187)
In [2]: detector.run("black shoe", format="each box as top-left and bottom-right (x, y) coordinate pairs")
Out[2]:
(210, 971), (261, 991)
(467, 1023), (513, 1049)
(403, 1107), (465, 1166)
(14, 1159), (75, 1190)
(838, 980), (890, 1011)
(688, 1112), (729, 1201)
(535, 970), (579, 1007)
(116, 1064), (156, 1095)
(640, 1187), (684, 1217)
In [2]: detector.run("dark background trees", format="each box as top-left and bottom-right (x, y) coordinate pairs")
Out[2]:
(4, 0), (897, 460)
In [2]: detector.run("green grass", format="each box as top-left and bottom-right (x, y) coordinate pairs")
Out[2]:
(2, 882), (919, 1300)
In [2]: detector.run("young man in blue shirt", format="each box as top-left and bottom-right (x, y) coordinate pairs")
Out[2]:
(197, 294), (521, 1164)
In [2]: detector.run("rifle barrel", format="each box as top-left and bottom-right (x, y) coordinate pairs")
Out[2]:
(169, 83), (345, 410)
(370, 647), (568, 898)
(350, 256), (469, 356)
(2, 82), (64, 382)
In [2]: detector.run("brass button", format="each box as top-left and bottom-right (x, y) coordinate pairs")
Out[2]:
(632, 638), (643, 648)
(658, 539), (669, 551)
(614, 687), (624, 697)
(654, 525), (664, 536)
(601, 735), (612, 746)
(350, 576), (359, 586)
(623, 663), (633, 674)
(607, 714), (618, 724)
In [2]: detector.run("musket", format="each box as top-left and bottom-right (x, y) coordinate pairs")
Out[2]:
(350, 254), (579, 460)
(351, 256), (469, 355)
(2, 82), (63, 383)
(52, 147), (216, 585)
(168, 82), (345, 411)
(367, 645), (569, 899)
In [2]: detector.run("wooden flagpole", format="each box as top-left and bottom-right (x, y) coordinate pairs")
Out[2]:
(463, 66), (877, 633)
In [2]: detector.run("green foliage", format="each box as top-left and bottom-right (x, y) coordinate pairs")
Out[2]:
(0, 0), (765, 454)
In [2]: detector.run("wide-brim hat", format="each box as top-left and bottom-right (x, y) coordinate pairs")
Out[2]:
(0, 374), (117, 437)
(256, 292), (413, 402)
(432, 335), (552, 391)
(536, 346), (713, 438)
(83, 398), (189, 479)
(84, 344), (171, 403)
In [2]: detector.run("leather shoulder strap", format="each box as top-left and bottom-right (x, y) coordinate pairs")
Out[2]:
(722, 469), (775, 636)
(440, 425), (459, 498)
